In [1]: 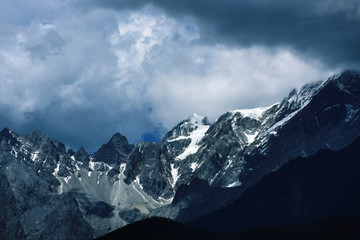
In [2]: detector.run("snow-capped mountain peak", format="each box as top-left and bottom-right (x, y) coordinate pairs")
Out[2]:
(164, 113), (210, 160)
(1, 71), (360, 240)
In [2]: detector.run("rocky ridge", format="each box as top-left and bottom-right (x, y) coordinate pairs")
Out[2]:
(0, 70), (360, 239)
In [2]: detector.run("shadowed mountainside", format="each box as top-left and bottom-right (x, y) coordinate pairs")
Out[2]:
(189, 137), (360, 232)
(95, 216), (360, 240)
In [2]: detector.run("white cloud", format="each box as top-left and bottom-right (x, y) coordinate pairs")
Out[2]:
(144, 45), (331, 128)
(0, 1), (333, 150)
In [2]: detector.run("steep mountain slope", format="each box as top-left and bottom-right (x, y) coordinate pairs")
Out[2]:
(92, 133), (134, 165)
(95, 216), (360, 240)
(152, 70), (360, 221)
(96, 217), (211, 240)
(0, 169), (24, 240)
(0, 70), (359, 239)
(189, 136), (360, 232)
(0, 128), (171, 237)
(176, 71), (360, 190)
(0, 129), (93, 240)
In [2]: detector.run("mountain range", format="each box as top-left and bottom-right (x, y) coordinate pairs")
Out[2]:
(1, 70), (360, 239)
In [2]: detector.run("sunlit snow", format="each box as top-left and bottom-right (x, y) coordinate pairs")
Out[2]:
(190, 162), (198, 172)
(135, 176), (144, 190)
(31, 151), (39, 161)
(10, 148), (18, 158)
(64, 175), (71, 184)
(226, 180), (242, 188)
(176, 114), (209, 160)
(244, 131), (258, 144)
(170, 163), (180, 188)
(53, 163), (60, 176)
(232, 106), (271, 119)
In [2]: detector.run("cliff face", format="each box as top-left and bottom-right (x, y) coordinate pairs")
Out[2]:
(1, 71), (360, 239)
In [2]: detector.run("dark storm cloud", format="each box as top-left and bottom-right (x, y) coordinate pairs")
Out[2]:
(0, 0), (346, 152)
(92, 0), (360, 68)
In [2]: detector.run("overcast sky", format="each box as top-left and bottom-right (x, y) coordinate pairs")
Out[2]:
(1, 0), (359, 152)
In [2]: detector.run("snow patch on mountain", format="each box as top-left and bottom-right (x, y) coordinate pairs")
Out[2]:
(10, 148), (18, 158)
(53, 163), (60, 176)
(190, 162), (199, 172)
(232, 106), (271, 119)
(2, 71), (359, 240)
(266, 109), (300, 134)
(244, 131), (259, 144)
(226, 180), (242, 188)
(170, 163), (180, 188)
(167, 136), (190, 142)
(135, 176), (144, 190)
(175, 114), (209, 160)
(30, 150), (39, 161)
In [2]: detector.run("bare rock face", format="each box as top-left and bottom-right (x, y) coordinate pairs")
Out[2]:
(1, 71), (360, 239)
(93, 133), (134, 165)
(151, 71), (360, 222)
(0, 168), (24, 240)
(0, 156), (93, 240)
(124, 141), (173, 200)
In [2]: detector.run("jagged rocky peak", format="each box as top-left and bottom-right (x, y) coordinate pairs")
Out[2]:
(1, 127), (14, 137)
(24, 130), (60, 158)
(161, 114), (211, 163)
(200, 115), (211, 126)
(67, 148), (76, 156)
(74, 146), (89, 163)
(325, 70), (360, 96)
(124, 141), (160, 184)
(269, 81), (323, 123)
(111, 132), (131, 145)
(24, 129), (49, 145)
(0, 127), (20, 147)
(1, 70), (359, 240)
(159, 113), (211, 161)
(53, 140), (67, 154)
(177, 71), (360, 189)
(124, 141), (173, 200)
(230, 106), (273, 141)
(285, 81), (322, 106)
(276, 70), (359, 114)
(202, 106), (270, 149)
(92, 132), (134, 164)
(162, 113), (210, 142)
(18, 130), (63, 167)
(328, 70), (360, 85)
(0, 129), (93, 240)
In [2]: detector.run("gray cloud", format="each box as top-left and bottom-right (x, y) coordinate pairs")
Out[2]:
(0, 0), (346, 152)
(27, 29), (65, 59)
(93, 0), (360, 69)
